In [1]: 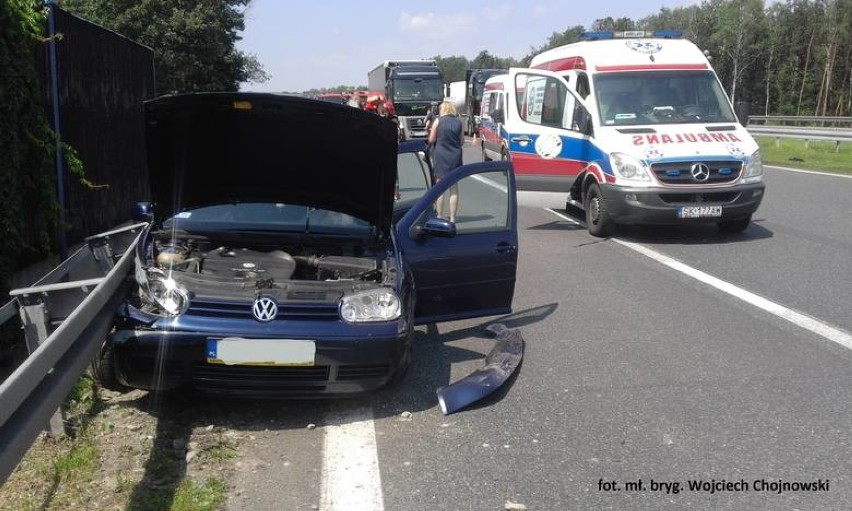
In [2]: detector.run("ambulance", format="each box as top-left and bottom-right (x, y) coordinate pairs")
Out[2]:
(478, 31), (765, 236)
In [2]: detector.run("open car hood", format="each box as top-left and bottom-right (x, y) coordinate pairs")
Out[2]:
(145, 93), (399, 232)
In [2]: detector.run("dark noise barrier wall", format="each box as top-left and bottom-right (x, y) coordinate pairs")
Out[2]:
(43, 6), (155, 244)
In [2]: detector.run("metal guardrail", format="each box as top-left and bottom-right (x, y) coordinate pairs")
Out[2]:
(749, 115), (852, 127)
(0, 222), (145, 486)
(747, 125), (852, 152)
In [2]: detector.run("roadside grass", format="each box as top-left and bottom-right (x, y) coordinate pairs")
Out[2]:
(754, 136), (851, 175)
(0, 375), (228, 511)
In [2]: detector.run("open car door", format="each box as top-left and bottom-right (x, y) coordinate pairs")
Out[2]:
(395, 161), (518, 325)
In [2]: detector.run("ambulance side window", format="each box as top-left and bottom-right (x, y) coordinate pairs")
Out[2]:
(576, 73), (590, 99)
(516, 73), (590, 133)
(481, 93), (492, 119)
(492, 93), (505, 122)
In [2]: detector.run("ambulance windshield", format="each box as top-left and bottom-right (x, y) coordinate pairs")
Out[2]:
(594, 71), (736, 126)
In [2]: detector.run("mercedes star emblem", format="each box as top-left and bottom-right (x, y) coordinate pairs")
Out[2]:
(690, 163), (711, 182)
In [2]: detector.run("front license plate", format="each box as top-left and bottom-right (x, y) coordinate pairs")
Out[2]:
(677, 206), (722, 218)
(206, 338), (316, 366)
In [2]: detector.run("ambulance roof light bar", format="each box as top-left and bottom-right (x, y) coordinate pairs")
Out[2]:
(580, 30), (683, 41)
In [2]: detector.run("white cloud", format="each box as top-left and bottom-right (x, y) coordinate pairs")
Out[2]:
(483, 3), (513, 22)
(531, 2), (557, 19)
(398, 11), (477, 38)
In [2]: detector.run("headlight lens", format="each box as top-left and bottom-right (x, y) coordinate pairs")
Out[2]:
(742, 149), (764, 181)
(138, 267), (189, 317)
(610, 152), (651, 182)
(340, 289), (401, 323)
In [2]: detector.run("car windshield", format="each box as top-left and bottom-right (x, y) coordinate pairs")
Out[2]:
(594, 70), (737, 126)
(163, 203), (372, 235)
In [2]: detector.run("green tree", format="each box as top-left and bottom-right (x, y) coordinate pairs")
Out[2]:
(0, 0), (58, 299)
(521, 25), (585, 65)
(434, 55), (470, 83)
(591, 16), (635, 32)
(59, 0), (267, 94)
(708, 0), (767, 103)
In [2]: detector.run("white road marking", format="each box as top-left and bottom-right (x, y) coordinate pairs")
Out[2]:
(472, 173), (508, 193)
(319, 406), (384, 511)
(544, 207), (852, 351)
(768, 165), (852, 179)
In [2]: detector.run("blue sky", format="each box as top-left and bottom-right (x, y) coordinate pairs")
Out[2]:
(237, 0), (700, 92)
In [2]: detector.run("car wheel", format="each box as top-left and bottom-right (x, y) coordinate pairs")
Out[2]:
(90, 339), (127, 392)
(500, 147), (509, 161)
(584, 183), (615, 237)
(718, 215), (751, 233)
(481, 141), (492, 162)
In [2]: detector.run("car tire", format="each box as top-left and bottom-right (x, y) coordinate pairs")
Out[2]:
(500, 147), (509, 161)
(481, 141), (492, 162)
(718, 215), (751, 233)
(90, 339), (127, 392)
(584, 183), (615, 237)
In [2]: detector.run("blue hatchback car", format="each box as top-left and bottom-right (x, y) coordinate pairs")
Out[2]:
(96, 93), (518, 396)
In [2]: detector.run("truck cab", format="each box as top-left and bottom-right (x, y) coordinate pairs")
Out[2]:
(465, 69), (507, 136)
(489, 31), (765, 236)
(369, 61), (444, 141)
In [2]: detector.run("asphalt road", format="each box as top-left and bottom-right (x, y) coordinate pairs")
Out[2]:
(221, 146), (851, 510)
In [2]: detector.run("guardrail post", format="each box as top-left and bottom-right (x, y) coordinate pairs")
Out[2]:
(17, 296), (66, 438)
(88, 237), (115, 274)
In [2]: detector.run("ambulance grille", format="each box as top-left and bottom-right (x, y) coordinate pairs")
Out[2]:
(651, 160), (743, 185)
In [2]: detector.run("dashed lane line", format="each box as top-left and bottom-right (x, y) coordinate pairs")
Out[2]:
(319, 406), (384, 511)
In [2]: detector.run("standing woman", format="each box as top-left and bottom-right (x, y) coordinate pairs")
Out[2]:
(428, 101), (464, 222)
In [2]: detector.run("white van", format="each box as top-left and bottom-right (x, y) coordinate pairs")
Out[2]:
(478, 31), (765, 236)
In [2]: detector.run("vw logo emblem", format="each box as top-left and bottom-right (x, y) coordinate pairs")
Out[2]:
(690, 163), (711, 182)
(252, 296), (278, 322)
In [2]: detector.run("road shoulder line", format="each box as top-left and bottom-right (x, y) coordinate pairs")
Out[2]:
(544, 207), (852, 352)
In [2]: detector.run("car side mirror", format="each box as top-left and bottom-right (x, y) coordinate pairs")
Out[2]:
(492, 109), (505, 124)
(411, 217), (457, 239)
(735, 101), (750, 126)
(131, 201), (153, 222)
(575, 111), (593, 137)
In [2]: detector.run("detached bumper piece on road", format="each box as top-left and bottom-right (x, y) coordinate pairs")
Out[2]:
(436, 323), (524, 415)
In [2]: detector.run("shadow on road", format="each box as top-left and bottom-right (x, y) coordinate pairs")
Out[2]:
(115, 303), (557, 507)
(615, 218), (774, 245)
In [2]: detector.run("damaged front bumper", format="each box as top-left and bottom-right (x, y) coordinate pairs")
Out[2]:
(436, 324), (524, 415)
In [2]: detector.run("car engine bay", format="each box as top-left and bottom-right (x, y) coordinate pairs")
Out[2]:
(148, 232), (388, 287)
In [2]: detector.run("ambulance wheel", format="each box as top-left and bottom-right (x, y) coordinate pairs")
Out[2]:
(481, 141), (492, 162)
(718, 215), (751, 233)
(90, 339), (127, 392)
(584, 183), (614, 237)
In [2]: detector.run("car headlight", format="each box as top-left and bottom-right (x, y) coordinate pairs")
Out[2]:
(742, 149), (764, 182)
(137, 267), (189, 317)
(340, 289), (401, 323)
(610, 152), (651, 182)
